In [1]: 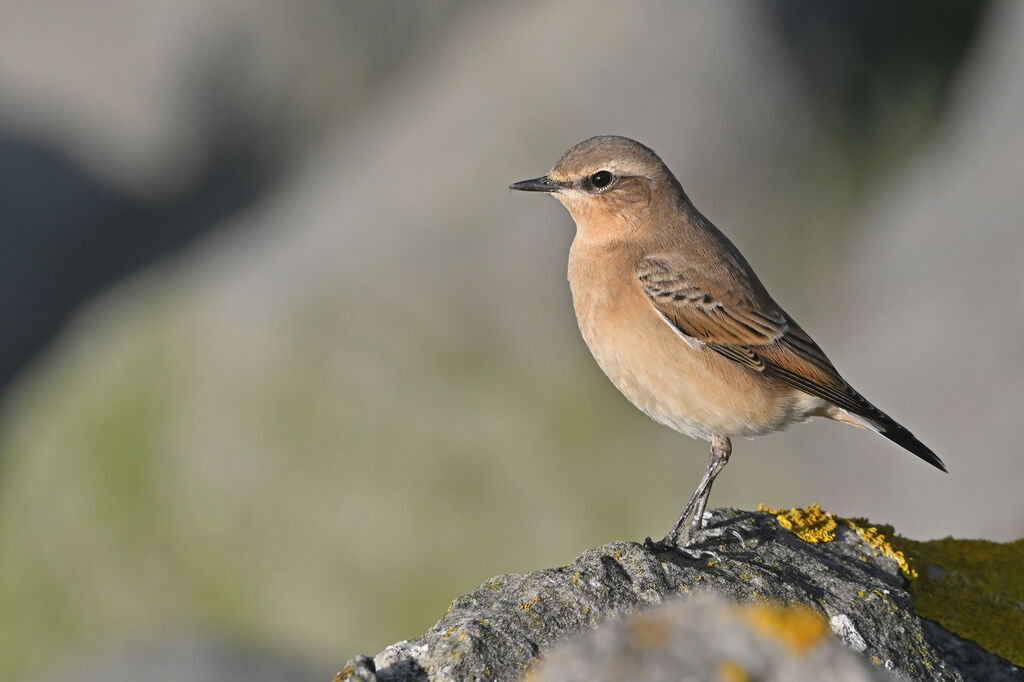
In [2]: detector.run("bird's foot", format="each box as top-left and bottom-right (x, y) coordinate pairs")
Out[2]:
(698, 525), (748, 549)
(679, 545), (722, 562)
(643, 529), (721, 562)
(643, 536), (676, 553)
(645, 510), (754, 560)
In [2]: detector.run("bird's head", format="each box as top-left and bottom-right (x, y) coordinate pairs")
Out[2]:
(510, 136), (683, 238)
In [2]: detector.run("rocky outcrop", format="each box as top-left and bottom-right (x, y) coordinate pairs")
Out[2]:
(336, 508), (1022, 681)
(524, 596), (884, 682)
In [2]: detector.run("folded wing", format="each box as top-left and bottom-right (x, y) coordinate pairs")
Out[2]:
(637, 255), (945, 471)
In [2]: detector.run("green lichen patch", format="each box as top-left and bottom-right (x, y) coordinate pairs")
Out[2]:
(894, 534), (1024, 667)
(763, 505), (1024, 667)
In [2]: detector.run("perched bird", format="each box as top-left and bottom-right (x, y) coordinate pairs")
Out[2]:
(510, 135), (945, 549)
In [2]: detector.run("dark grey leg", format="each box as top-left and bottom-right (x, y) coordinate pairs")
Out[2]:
(648, 434), (732, 549)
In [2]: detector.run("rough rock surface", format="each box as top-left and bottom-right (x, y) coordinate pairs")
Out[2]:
(525, 595), (883, 682)
(335, 509), (1021, 682)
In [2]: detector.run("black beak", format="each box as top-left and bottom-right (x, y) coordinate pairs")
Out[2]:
(509, 176), (561, 193)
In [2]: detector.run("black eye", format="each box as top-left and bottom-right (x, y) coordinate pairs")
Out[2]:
(590, 170), (613, 189)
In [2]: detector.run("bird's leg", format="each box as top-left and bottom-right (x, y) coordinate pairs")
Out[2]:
(689, 435), (732, 535)
(648, 435), (732, 550)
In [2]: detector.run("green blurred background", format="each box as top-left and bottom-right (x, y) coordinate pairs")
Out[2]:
(1, 1), (1021, 680)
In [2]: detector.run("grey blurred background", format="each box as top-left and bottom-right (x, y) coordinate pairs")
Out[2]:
(0, 1), (1020, 680)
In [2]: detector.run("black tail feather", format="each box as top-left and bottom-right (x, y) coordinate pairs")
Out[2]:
(873, 417), (947, 472)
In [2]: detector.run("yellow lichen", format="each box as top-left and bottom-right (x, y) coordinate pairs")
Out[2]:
(518, 597), (541, 612)
(761, 504), (1024, 666)
(761, 504), (915, 577)
(716, 659), (750, 682)
(759, 502), (837, 542)
(846, 518), (916, 579)
(740, 603), (828, 654)
(571, 571), (580, 586)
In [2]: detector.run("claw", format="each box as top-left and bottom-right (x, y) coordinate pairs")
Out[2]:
(681, 546), (721, 561)
(730, 529), (747, 548)
(644, 535), (721, 562)
(694, 525), (748, 549)
(643, 536), (673, 552)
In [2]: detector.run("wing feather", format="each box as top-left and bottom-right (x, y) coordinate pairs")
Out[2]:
(637, 255), (869, 414)
(636, 253), (946, 471)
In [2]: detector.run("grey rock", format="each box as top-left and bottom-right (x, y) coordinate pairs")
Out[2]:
(336, 509), (1021, 682)
(918, 620), (1022, 682)
(528, 595), (885, 682)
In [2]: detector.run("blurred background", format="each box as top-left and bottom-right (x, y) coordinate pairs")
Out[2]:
(1, 1), (1020, 680)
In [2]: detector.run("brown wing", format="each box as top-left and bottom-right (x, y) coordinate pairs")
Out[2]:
(636, 255), (871, 417)
(636, 254), (946, 471)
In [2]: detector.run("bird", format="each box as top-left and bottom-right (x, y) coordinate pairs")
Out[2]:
(509, 135), (945, 550)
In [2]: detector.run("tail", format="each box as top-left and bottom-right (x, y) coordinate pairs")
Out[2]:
(860, 409), (946, 473)
(827, 404), (946, 472)
(874, 416), (947, 472)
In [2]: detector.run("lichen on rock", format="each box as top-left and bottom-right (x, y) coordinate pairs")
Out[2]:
(760, 503), (916, 578)
(896, 534), (1024, 667)
(335, 508), (1023, 681)
(765, 504), (1024, 667)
